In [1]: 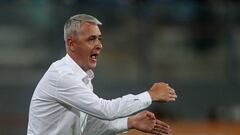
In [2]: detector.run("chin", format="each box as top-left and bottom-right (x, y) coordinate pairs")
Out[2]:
(89, 64), (97, 70)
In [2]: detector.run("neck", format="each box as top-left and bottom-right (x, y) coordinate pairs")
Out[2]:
(67, 52), (88, 72)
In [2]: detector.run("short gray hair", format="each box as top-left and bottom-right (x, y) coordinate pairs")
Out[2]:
(64, 14), (102, 43)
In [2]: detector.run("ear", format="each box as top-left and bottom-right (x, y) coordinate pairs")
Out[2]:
(67, 36), (75, 52)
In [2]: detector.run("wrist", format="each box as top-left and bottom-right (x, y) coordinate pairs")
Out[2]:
(127, 117), (135, 129)
(148, 91), (155, 102)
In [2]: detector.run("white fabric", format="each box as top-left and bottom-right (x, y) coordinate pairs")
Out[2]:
(27, 54), (152, 135)
(82, 116), (128, 135)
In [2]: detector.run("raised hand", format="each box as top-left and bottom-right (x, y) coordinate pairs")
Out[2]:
(148, 82), (177, 102)
(128, 110), (171, 135)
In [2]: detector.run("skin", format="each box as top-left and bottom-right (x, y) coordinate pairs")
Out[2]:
(128, 111), (171, 135)
(66, 22), (102, 71)
(148, 82), (177, 102)
(65, 21), (176, 134)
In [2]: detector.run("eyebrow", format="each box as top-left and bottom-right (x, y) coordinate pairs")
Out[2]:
(88, 35), (102, 38)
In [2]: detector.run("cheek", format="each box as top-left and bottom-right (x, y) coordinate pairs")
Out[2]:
(76, 45), (91, 58)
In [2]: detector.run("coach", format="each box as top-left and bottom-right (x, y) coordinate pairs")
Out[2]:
(27, 14), (177, 135)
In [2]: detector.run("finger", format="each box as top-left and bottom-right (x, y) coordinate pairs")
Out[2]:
(169, 87), (175, 91)
(166, 94), (177, 102)
(153, 127), (169, 135)
(169, 89), (175, 93)
(169, 88), (176, 94)
(146, 111), (156, 120)
(152, 125), (164, 135)
(154, 126), (171, 134)
(169, 89), (177, 97)
(156, 120), (170, 128)
(169, 94), (177, 98)
(168, 97), (176, 102)
(152, 130), (163, 135)
(146, 114), (155, 120)
(155, 121), (171, 134)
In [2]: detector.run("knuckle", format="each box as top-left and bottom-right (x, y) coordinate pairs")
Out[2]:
(149, 127), (153, 131)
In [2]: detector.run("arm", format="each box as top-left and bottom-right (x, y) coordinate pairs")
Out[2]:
(82, 111), (171, 135)
(56, 73), (152, 120)
(56, 73), (177, 120)
(82, 115), (128, 135)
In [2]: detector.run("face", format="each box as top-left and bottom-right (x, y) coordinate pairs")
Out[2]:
(67, 22), (102, 71)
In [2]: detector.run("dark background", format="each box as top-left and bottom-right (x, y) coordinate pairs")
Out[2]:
(0, 0), (240, 134)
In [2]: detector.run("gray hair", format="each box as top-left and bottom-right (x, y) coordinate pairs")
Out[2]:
(64, 14), (102, 44)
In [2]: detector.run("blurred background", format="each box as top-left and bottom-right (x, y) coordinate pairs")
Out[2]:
(0, 0), (240, 135)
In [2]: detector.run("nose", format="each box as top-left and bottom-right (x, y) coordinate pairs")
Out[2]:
(96, 40), (103, 50)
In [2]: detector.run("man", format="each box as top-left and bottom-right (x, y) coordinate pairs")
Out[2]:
(27, 14), (177, 135)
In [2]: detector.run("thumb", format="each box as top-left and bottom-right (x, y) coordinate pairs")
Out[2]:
(146, 111), (156, 120)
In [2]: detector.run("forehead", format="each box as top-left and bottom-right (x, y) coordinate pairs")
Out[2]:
(79, 22), (101, 36)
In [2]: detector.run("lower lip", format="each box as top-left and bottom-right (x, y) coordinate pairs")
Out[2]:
(89, 57), (97, 63)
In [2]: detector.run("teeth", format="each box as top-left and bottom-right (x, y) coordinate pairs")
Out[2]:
(91, 55), (96, 59)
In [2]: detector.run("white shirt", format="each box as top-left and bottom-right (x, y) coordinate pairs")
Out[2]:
(27, 54), (152, 135)
(82, 115), (129, 135)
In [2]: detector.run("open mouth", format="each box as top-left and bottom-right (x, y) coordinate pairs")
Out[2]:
(90, 53), (99, 61)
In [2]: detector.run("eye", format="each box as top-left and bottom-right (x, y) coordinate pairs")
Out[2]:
(86, 35), (102, 44)
(98, 36), (102, 41)
(87, 36), (96, 41)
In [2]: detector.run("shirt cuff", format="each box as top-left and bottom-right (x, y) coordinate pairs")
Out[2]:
(115, 117), (129, 133)
(136, 91), (152, 106)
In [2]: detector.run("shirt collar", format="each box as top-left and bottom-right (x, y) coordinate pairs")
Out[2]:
(65, 54), (94, 84)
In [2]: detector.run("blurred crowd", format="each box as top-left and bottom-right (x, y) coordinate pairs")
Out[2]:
(0, 0), (239, 134)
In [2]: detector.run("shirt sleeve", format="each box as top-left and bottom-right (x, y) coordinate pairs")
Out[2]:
(82, 115), (128, 135)
(55, 72), (152, 120)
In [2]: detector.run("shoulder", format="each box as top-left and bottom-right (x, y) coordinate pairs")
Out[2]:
(51, 58), (74, 75)
(42, 57), (75, 85)
(52, 59), (84, 85)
